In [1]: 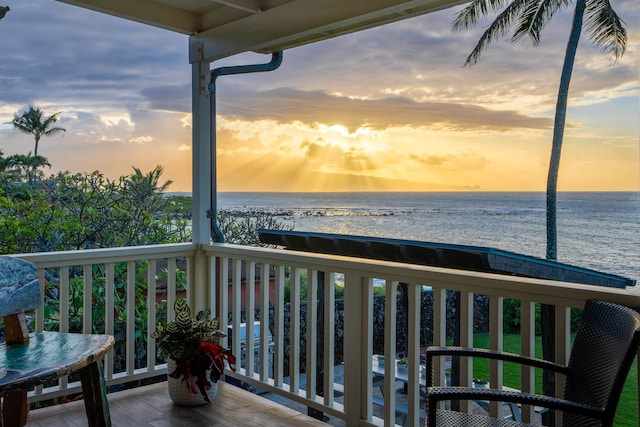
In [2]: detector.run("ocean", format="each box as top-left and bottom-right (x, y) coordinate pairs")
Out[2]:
(217, 192), (639, 283)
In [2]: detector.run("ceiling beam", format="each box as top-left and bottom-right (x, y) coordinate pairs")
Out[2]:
(209, 0), (261, 14)
(57, 0), (201, 34)
(191, 0), (466, 63)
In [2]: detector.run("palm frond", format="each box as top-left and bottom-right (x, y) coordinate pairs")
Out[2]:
(511, 0), (569, 45)
(585, 0), (626, 61)
(452, 0), (510, 31)
(461, 0), (535, 65)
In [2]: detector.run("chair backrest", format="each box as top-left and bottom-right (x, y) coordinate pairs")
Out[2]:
(0, 257), (39, 345)
(564, 299), (640, 427)
(0, 257), (39, 318)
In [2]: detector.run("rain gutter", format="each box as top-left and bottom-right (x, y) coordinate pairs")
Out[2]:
(207, 51), (284, 242)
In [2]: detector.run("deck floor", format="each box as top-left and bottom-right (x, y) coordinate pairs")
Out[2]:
(27, 382), (330, 427)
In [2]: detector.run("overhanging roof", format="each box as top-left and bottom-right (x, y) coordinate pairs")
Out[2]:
(56, 0), (467, 62)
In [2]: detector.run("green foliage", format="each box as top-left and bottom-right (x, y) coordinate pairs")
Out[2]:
(0, 166), (190, 253)
(151, 298), (235, 401)
(502, 301), (580, 335)
(217, 209), (293, 246)
(283, 269), (308, 304)
(152, 298), (226, 362)
(0, 133), (286, 387)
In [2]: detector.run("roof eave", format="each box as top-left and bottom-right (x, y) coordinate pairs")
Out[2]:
(192, 0), (467, 62)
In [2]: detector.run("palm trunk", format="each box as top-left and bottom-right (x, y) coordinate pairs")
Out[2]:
(546, 0), (585, 261)
(542, 1), (585, 424)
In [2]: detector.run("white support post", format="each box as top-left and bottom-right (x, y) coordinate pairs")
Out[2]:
(190, 37), (213, 314)
(189, 37), (212, 247)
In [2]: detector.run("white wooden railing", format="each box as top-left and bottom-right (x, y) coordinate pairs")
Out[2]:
(13, 242), (640, 427)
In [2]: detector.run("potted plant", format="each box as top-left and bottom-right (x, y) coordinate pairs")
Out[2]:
(396, 357), (408, 373)
(152, 298), (236, 405)
(376, 354), (385, 366)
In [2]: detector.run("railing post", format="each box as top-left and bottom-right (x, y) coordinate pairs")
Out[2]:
(323, 270), (336, 406)
(126, 260), (136, 376)
(147, 259), (157, 373)
(289, 267), (301, 392)
(305, 269), (318, 400)
(343, 272), (370, 426)
(105, 263), (115, 380)
(382, 279), (398, 426)
(190, 246), (210, 314)
(273, 265), (285, 387)
(459, 290), (474, 413)
(259, 262), (271, 381)
(407, 282), (422, 427)
(554, 305), (570, 426)
(489, 296), (504, 418)
(520, 299), (536, 423)
(433, 286), (447, 390)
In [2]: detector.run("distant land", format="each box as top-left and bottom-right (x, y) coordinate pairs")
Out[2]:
(172, 171), (480, 193)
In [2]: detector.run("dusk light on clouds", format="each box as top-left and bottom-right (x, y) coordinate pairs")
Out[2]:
(0, 0), (638, 193)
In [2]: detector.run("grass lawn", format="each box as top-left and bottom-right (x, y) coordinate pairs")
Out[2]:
(471, 333), (637, 426)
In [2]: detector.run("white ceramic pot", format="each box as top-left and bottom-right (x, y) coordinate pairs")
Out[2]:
(167, 359), (218, 406)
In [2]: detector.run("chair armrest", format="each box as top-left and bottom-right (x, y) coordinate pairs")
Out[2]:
(424, 346), (568, 387)
(426, 386), (604, 424)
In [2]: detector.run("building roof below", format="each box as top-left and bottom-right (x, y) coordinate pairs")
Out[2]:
(258, 229), (635, 289)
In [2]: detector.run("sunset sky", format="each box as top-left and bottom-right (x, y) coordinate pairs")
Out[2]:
(0, 0), (638, 193)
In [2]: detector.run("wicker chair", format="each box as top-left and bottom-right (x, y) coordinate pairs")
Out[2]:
(424, 299), (640, 427)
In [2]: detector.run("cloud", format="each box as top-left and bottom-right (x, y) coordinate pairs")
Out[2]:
(0, 0), (636, 192)
(217, 86), (553, 133)
(140, 84), (191, 113)
(130, 136), (154, 144)
(0, 0), (187, 117)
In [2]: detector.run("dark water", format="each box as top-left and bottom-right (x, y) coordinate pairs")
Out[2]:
(218, 192), (639, 283)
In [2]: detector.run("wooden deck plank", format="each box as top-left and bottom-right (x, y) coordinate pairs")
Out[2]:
(28, 381), (330, 427)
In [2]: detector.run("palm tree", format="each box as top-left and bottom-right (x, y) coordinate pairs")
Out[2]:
(5, 153), (51, 189)
(11, 106), (66, 156)
(452, 0), (626, 420)
(452, 0), (626, 261)
(0, 6), (9, 21)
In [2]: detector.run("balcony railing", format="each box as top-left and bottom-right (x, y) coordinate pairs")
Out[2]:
(13, 242), (640, 427)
